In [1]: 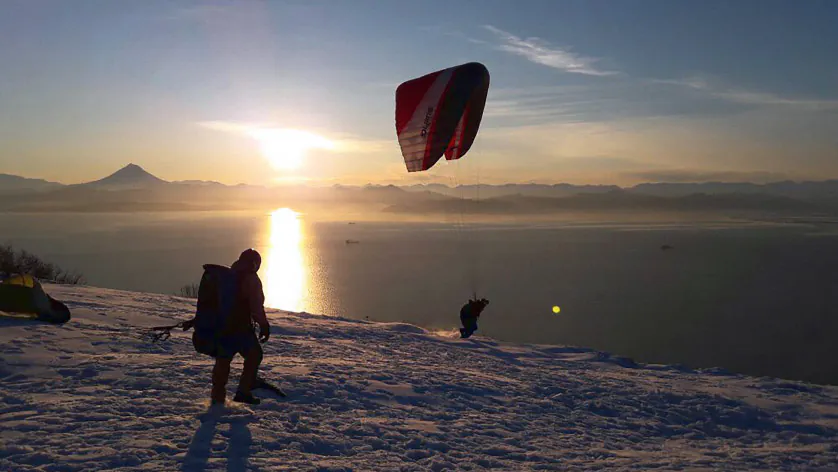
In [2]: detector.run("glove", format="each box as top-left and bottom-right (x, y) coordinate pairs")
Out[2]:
(259, 323), (270, 343)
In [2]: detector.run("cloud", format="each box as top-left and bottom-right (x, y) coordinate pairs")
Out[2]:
(483, 25), (618, 76)
(330, 136), (394, 154)
(624, 169), (790, 184)
(484, 85), (632, 125)
(551, 156), (646, 171)
(196, 121), (394, 154)
(652, 77), (838, 111)
(482, 80), (750, 128)
(473, 113), (838, 183)
(197, 121), (251, 134)
(483, 73), (838, 131)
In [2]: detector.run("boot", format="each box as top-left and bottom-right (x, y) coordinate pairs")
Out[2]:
(233, 390), (261, 405)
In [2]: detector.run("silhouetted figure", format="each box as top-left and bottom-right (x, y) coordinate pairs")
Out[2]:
(459, 297), (489, 338)
(186, 249), (271, 405)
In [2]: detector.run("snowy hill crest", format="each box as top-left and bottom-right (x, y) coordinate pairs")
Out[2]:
(1, 284), (836, 470)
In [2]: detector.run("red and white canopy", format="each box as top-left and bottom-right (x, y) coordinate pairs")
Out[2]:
(395, 62), (490, 172)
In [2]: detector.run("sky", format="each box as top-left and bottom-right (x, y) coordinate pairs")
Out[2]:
(1, 0), (836, 186)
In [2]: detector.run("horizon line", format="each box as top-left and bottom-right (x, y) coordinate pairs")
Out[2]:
(3, 163), (838, 188)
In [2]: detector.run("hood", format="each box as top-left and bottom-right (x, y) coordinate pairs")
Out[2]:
(231, 258), (255, 273)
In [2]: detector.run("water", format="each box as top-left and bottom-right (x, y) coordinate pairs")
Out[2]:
(2, 210), (837, 385)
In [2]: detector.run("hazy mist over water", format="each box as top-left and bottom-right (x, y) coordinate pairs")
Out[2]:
(2, 211), (837, 385)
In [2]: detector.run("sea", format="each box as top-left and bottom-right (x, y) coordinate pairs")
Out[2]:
(2, 210), (837, 385)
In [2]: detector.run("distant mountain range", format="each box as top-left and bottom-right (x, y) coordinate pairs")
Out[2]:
(2, 164), (838, 216)
(401, 183), (622, 199)
(401, 181), (838, 200)
(0, 174), (63, 194)
(384, 190), (829, 216)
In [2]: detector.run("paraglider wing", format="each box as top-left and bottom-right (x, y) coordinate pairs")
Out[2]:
(444, 70), (489, 162)
(395, 62), (490, 172)
(0, 274), (71, 324)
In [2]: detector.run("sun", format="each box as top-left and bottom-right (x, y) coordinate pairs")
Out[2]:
(248, 128), (335, 170)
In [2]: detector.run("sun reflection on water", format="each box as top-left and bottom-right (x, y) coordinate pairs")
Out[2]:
(262, 208), (306, 312)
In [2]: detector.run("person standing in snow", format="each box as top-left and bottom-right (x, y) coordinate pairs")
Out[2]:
(207, 248), (271, 405)
(459, 297), (489, 338)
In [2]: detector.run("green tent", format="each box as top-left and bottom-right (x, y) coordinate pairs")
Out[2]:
(0, 274), (71, 324)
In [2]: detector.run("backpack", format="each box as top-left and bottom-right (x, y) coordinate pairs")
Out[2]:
(192, 264), (240, 357)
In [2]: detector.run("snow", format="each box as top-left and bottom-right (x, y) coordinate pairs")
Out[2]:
(1, 284), (837, 471)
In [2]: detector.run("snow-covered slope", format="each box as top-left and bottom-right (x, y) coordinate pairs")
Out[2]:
(1, 285), (837, 471)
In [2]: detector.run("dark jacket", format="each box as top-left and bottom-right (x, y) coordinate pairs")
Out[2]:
(225, 259), (269, 334)
(460, 301), (486, 321)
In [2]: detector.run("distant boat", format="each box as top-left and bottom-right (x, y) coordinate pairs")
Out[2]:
(348, 222), (356, 225)
(660, 244), (674, 251)
(345, 239), (360, 244)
